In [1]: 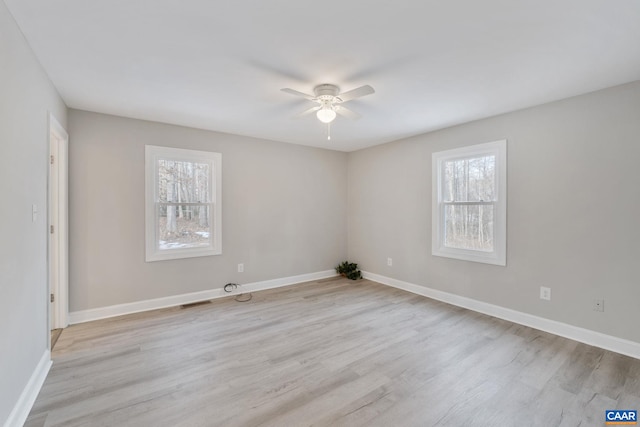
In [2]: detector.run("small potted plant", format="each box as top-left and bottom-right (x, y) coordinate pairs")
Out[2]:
(335, 261), (362, 280)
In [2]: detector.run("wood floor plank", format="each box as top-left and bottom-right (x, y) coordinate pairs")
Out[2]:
(26, 278), (640, 426)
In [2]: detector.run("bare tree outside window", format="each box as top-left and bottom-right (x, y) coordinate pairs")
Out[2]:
(442, 155), (496, 251)
(157, 159), (212, 250)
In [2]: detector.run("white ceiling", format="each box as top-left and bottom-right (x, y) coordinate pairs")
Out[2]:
(5, 0), (640, 151)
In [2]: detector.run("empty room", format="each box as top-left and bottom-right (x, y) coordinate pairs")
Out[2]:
(2, 1), (640, 426)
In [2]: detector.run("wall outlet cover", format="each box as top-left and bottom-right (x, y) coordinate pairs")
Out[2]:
(540, 286), (551, 301)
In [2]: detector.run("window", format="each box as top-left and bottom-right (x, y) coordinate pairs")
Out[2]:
(432, 140), (506, 265)
(145, 145), (221, 262)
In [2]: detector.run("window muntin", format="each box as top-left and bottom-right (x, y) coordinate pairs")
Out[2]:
(432, 140), (506, 265)
(145, 146), (221, 261)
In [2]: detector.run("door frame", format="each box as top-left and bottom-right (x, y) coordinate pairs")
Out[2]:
(48, 112), (69, 332)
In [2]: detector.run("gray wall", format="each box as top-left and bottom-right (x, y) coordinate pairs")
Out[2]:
(0, 1), (68, 424)
(68, 110), (348, 311)
(348, 81), (640, 343)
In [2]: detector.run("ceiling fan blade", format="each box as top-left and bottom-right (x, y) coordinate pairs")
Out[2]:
(294, 105), (321, 118)
(281, 88), (316, 101)
(335, 105), (361, 120)
(337, 85), (375, 103)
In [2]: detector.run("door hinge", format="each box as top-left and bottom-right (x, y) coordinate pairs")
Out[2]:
(50, 155), (54, 165)
(50, 225), (54, 234)
(50, 293), (55, 303)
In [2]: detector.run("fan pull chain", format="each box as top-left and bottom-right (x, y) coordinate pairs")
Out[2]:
(327, 122), (331, 141)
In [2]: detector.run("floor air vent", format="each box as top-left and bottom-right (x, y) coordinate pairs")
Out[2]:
(180, 300), (211, 309)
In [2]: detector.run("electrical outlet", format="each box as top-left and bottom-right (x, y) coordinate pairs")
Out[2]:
(540, 286), (551, 301)
(387, 258), (392, 266)
(238, 263), (244, 273)
(593, 299), (604, 312)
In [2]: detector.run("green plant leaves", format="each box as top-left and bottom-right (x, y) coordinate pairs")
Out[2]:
(335, 261), (362, 280)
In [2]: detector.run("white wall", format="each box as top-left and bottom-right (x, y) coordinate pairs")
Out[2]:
(0, 1), (67, 425)
(68, 110), (347, 311)
(348, 81), (640, 344)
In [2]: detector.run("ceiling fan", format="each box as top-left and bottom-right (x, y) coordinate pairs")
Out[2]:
(281, 83), (375, 125)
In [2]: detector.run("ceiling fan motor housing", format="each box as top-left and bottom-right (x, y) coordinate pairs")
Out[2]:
(314, 84), (340, 100)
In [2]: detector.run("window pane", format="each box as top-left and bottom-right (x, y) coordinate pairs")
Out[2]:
(158, 160), (210, 203)
(157, 204), (212, 250)
(443, 155), (495, 202)
(444, 204), (494, 251)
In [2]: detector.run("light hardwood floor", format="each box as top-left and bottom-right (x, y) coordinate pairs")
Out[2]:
(50, 329), (63, 350)
(26, 278), (640, 427)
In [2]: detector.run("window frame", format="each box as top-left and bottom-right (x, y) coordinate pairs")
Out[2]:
(432, 139), (507, 266)
(145, 145), (222, 262)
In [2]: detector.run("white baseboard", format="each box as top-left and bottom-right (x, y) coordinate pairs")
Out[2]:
(363, 271), (640, 360)
(4, 350), (51, 427)
(68, 270), (337, 324)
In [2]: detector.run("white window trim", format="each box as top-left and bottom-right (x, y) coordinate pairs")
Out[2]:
(145, 145), (222, 262)
(432, 139), (507, 266)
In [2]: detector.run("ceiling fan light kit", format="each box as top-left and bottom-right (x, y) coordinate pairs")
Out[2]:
(281, 83), (375, 140)
(316, 106), (336, 123)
